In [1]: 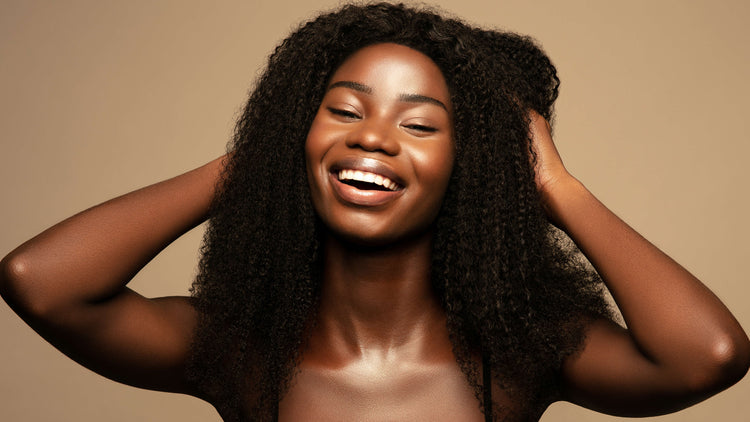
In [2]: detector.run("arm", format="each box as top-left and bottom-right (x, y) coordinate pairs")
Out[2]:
(529, 113), (750, 415)
(0, 156), (225, 394)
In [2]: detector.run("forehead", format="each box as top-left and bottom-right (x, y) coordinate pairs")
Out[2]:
(329, 43), (451, 108)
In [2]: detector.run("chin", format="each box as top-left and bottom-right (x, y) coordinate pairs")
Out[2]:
(322, 222), (434, 251)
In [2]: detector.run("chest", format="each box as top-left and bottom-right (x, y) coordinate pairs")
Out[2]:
(278, 360), (487, 422)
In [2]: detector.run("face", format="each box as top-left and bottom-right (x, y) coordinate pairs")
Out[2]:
(305, 43), (454, 245)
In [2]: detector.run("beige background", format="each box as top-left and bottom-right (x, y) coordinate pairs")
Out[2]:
(1, 0), (748, 420)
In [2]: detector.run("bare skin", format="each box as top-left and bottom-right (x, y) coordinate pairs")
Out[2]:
(283, 44), (483, 421)
(1, 43), (748, 421)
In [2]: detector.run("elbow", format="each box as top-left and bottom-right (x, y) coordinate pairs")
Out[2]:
(713, 332), (750, 385)
(0, 251), (58, 319)
(686, 331), (750, 394)
(0, 251), (26, 303)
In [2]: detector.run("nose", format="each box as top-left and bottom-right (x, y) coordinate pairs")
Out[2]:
(344, 118), (401, 156)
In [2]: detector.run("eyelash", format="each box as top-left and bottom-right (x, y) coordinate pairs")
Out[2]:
(328, 107), (359, 119)
(404, 124), (437, 133)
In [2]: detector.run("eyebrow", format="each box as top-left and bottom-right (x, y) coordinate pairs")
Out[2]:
(398, 93), (448, 111)
(327, 80), (448, 111)
(328, 81), (372, 94)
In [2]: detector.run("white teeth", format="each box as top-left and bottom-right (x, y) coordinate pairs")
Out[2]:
(338, 169), (399, 191)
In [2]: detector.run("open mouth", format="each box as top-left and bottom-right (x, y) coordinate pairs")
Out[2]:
(337, 169), (401, 191)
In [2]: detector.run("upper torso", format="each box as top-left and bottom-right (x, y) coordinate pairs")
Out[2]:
(276, 353), (549, 421)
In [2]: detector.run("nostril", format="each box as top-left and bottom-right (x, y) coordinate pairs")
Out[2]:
(345, 125), (400, 155)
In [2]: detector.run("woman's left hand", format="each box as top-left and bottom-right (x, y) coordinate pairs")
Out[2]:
(528, 110), (577, 220)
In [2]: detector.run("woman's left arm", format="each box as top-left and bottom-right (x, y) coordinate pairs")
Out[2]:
(530, 112), (750, 416)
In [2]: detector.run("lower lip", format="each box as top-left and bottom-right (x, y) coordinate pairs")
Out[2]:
(329, 173), (404, 207)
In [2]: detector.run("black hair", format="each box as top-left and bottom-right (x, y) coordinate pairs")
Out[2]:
(188, 3), (611, 420)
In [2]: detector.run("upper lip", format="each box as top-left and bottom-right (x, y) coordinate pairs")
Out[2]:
(329, 156), (405, 188)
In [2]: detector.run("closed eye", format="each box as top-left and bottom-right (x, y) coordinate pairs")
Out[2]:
(327, 107), (360, 119)
(403, 124), (437, 133)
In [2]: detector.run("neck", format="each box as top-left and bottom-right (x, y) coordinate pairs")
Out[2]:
(312, 231), (446, 360)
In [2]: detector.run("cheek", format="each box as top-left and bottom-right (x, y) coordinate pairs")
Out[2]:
(412, 142), (455, 190)
(304, 118), (343, 221)
(304, 113), (341, 164)
(304, 118), (322, 160)
(304, 120), (330, 179)
(304, 123), (326, 211)
(405, 141), (454, 228)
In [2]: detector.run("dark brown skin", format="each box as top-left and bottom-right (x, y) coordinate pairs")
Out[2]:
(1, 43), (748, 421)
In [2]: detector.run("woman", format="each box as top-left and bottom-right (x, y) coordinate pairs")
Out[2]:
(1, 3), (748, 421)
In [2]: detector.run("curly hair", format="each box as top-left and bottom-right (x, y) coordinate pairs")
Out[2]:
(187, 2), (612, 420)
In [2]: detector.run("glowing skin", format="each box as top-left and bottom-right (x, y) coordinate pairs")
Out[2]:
(305, 42), (454, 246)
(2, 27), (747, 422)
(283, 43), (486, 421)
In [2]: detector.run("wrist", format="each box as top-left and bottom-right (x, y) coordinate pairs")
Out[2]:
(539, 175), (589, 228)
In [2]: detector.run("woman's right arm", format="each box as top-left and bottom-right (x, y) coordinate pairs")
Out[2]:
(0, 156), (225, 395)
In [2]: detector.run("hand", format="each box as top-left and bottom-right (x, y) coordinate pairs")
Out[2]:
(528, 110), (580, 222)
(529, 110), (575, 206)
(528, 111), (570, 192)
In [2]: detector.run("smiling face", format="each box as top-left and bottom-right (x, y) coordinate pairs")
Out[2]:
(305, 43), (454, 246)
